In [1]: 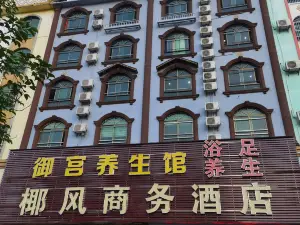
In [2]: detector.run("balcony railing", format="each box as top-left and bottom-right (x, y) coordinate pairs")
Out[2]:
(104, 20), (141, 34)
(15, 0), (51, 7)
(158, 13), (196, 28)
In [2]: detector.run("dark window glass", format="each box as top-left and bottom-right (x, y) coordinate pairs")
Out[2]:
(57, 45), (81, 68)
(224, 25), (252, 49)
(105, 75), (130, 102)
(14, 48), (31, 72)
(167, 0), (188, 16)
(25, 16), (40, 38)
(233, 108), (269, 138)
(99, 117), (128, 144)
(164, 69), (192, 97)
(110, 40), (133, 59)
(221, 0), (247, 12)
(64, 11), (87, 33)
(48, 81), (73, 107)
(294, 16), (300, 40)
(115, 7), (136, 23)
(165, 33), (190, 55)
(37, 122), (65, 148)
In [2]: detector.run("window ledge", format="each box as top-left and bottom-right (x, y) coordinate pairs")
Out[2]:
(39, 105), (76, 112)
(57, 30), (89, 37)
(104, 21), (141, 34)
(157, 94), (199, 103)
(223, 88), (269, 97)
(158, 52), (197, 61)
(96, 99), (136, 107)
(0, 159), (6, 169)
(102, 58), (139, 66)
(219, 45), (262, 54)
(158, 13), (196, 28)
(52, 65), (83, 71)
(216, 8), (255, 17)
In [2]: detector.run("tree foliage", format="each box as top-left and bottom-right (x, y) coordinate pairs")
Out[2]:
(0, 0), (54, 145)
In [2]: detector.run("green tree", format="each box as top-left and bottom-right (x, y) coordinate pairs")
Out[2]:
(0, 0), (54, 145)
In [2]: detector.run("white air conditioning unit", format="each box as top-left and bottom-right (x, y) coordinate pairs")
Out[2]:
(79, 92), (92, 103)
(201, 49), (214, 60)
(94, 9), (104, 19)
(202, 61), (215, 72)
(203, 71), (216, 82)
(201, 37), (213, 48)
(200, 26), (212, 37)
(285, 60), (300, 72)
(296, 111), (300, 121)
(199, 5), (211, 15)
(206, 116), (221, 128)
(207, 134), (222, 140)
(86, 54), (98, 65)
(88, 42), (99, 52)
(92, 19), (103, 30)
(204, 82), (217, 92)
(73, 124), (88, 134)
(276, 19), (291, 31)
(199, 0), (210, 5)
(81, 79), (94, 90)
(76, 106), (90, 117)
(205, 102), (220, 112)
(200, 15), (212, 26)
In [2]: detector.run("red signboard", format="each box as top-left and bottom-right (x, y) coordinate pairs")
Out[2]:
(0, 137), (300, 224)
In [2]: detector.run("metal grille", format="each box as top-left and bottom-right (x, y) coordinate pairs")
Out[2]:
(294, 16), (300, 40)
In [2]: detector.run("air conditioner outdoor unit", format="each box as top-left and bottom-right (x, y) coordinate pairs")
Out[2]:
(276, 19), (291, 31)
(204, 82), (217, 92)
(76, 106), (90, 117)
(94, 9), (104, 19)
(207, 134), (222, 140)
(201, 49), (214, 60)
(206, 116), (221, 128)
(73, 124), (88, 134)
(201, 37), (213, 48)
(200, 26), (212, 37)
(199, 5), (211, 15)
(285, 60), (300, 72)
(81, 79), (94, 90)
(202, 61), (215, 72)
(79, 92), (92, 103)
(92, 19), (103, 30)
(86, 54), (98, 65)
(203, 72), (216, 82)
(88, 42), (99, 52)
(200, 15), (212, 26)
(205, 102), (220, 112)
(199, 0), (210, 5)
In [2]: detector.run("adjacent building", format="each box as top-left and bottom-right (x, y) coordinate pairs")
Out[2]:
(0, 0), (54, 181)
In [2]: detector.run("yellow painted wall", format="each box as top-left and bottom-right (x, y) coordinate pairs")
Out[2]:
(0, 7), (54, 181)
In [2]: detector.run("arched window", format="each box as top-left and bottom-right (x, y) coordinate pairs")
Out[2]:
(99, 117), (128, 144)
(294, 16), (300, 40)
(166, 0), (188, 15)
(64, 11), (88, 33)
(224, 25), (251, 48)
(15, 48), (31, 55)
(164, 113), (194, 142)
(110, 40), (133, 59)
(105, 75), (131, 102)
(233, 108), (269, 138)
(57, 44), (82, 68)
(165, 33), (190, 55)
(164, 69), (192, 97)
(48, 81), (73, 107)
(24, 16), (40, 38)
(37, 122), (66, 148)
(115, 6), (136, 22)
(216, 0), (254, 16)
(14, 48), (31, 72)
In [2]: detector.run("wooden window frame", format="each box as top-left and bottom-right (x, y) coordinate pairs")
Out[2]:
(102, 33), (139, 66)
(52, 39), (86, 71)
(32, 116), (72, 148)
(109, 1), (142, 24)
(225, 101), (274, 139)
(94, 111), (134, 145)
(217, 19), (262, 54)
(97, 64), (137, 107)
(156, 58), (199, 102)
(39, 75), (79, 111)
(216, 0), (255, 17)
(221, 56), (269, 96)
(57, 6), (92, 37)
(157, 106), (200, 142)
(159, 27), (196, 60)
(160, 0), (192, 17)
